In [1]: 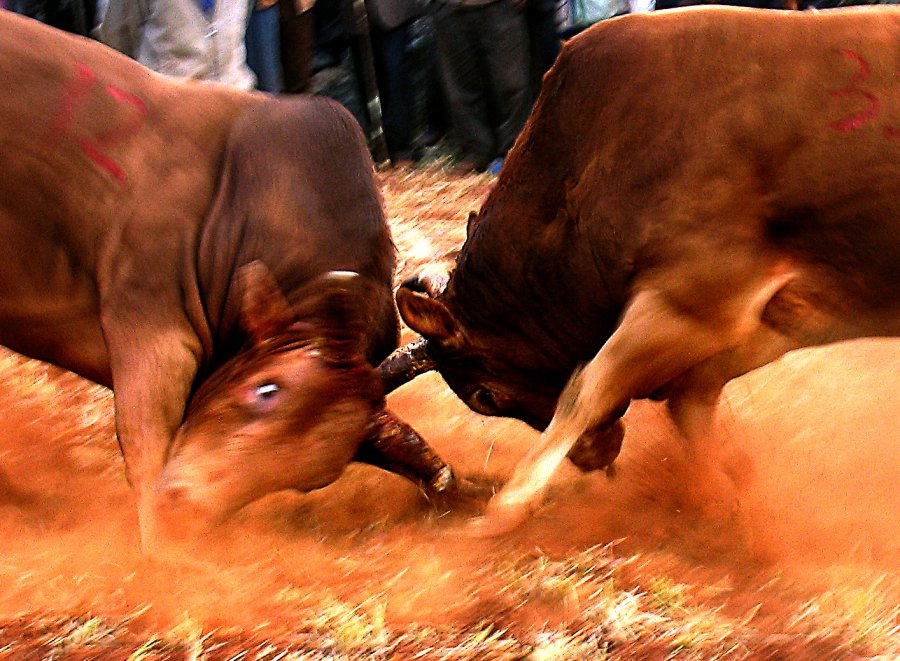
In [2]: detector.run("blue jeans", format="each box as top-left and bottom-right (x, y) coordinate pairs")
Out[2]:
(246, 5), (283, 92)
(371, 23), (415, 159)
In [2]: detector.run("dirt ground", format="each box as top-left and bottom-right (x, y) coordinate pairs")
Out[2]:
(0, 164), (897, 659)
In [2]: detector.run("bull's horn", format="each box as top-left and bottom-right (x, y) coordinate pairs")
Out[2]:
(356, 410), (455, 494)
(378, 337), (436, 395)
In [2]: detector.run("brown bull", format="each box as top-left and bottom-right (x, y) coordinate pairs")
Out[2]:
(383, 6), (900, 532)
(0, 12), (452, 548)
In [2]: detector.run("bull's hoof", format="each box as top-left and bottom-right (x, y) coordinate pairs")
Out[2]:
(566, 420), (624, 472)
(428, 465), (456, 494)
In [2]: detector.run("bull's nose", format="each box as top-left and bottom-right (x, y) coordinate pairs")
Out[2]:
(155, 479), (217, 527)
(157, 481), (191, 506)
(135, 479), (218, 556)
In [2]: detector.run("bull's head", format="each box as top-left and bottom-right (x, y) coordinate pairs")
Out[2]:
(382, 266), (623, 475)
(154, 262), (453, 538)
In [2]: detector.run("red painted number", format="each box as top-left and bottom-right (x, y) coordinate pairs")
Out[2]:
(826, 50), (899, 140)
(50, 63), (147, 182)
(827, 50), (881, 132)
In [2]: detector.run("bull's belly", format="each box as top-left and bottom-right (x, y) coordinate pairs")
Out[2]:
(0, 267), (110, 386)
(0, 308), (110, 387)
(0, 206), (111, 384)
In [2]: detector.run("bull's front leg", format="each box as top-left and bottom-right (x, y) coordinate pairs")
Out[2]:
(356, 409), (500, 515)
(472, 270), (794, 536)
(101, 304), (202, 551)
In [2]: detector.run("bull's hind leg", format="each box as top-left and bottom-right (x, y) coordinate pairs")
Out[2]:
(664, 325), (802, 445)
(665, 274), (862, 445)
(471, 270), (794, 536)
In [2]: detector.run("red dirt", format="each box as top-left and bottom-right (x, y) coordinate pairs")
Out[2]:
(0, 167), (897, 658)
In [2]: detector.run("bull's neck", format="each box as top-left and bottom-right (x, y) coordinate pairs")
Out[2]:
(192, 202), (363, 374)
(176, 119), (253, 373)
(450, 178), (626, 372)
(192, 175), (255, 373)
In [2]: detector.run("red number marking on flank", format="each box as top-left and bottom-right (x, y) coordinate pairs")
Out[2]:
(89, 86), (147, 181)
(50, 62), (95, 138)
(77, 139), (127, 181)
(51, 63), (147, 182)
(828, 49), (881, 133)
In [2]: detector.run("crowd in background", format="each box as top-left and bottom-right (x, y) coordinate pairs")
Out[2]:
(4, 0), (898, 173)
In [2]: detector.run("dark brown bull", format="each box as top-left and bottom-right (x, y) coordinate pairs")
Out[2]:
(0, 12), (451, 548)
(383, 6), (900, 532)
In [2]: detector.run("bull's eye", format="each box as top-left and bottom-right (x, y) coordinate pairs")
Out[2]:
(253, 382), (281, 406)
(471, 387), (499, 415)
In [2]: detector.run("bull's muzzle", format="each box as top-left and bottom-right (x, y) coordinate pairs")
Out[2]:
(378, 337), (436, 395)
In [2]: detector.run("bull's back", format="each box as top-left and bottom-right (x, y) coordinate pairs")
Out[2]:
(591, 8), (900, 309)
(461, 6), (900, 367)
(517, 7), (899, 292)
(0, 13), (257, 383)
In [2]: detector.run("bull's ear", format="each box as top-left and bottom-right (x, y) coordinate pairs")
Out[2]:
(238, 261), (296, 344)
(396, 286), (459, 343)
(308, 271), (368, 363)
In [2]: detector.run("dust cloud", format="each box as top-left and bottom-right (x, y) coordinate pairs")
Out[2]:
(0, 338), (897, 647)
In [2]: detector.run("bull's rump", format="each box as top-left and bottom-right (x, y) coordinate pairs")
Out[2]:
(564, 6), (900, 138)
(555, 6), (900, 203)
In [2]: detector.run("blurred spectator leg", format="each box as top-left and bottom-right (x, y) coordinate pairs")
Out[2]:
(246, 3), (284, 92)
(279, 0), (315, 92)
(481, 0), (530, 157)
(10, 0), (94, 35)
(371, 23), (415, 162)
(8, 0), (48, 23)
(313, 0), (347, 71)
(433, 4), (494, 171)
(525, 0), (560, 99)
(422, 44), (450, 148)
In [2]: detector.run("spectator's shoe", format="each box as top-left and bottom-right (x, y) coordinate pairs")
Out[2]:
(388, 150), (417, 168)
(449, 158), (489, 176)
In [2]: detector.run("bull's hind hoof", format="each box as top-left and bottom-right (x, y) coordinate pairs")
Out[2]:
(423, 475), (491, 513)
